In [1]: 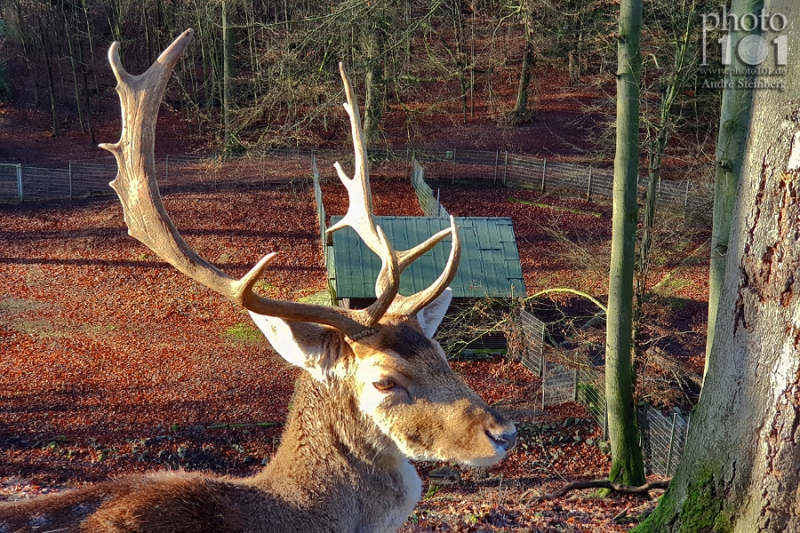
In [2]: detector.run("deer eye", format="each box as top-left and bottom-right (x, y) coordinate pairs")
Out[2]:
(372, 379), (396, 392)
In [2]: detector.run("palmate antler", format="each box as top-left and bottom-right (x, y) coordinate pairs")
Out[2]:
(100, 29), (460, 339)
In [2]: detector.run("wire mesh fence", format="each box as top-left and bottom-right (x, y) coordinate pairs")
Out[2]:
(542, 361), (577, 407)
(576, 364), (608, 438)
(69, 162), (118, 199)
(0, 164), (22, 201)
(2, 147), (712, 210)
(161, 152), (311, 193)
(411, 148), (711, 209)
(0, 151), (316, 203)
(410, 158), (448, 218)
(515, 309), (545, 376)
(311, 155), (328, 264)
(514, 310), (690, 478)
(640, 404), (690, 477)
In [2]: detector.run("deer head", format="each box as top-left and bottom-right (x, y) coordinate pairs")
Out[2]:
(89, 28), (517, 532)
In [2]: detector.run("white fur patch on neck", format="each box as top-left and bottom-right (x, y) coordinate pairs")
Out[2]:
(377, 460), (422, 533)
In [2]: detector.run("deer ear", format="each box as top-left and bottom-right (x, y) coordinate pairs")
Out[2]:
(416, 287), (452, 338)
(248, 312), (341, 382)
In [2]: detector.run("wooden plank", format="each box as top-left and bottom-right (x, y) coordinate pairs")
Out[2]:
(330, 216), (526, 299)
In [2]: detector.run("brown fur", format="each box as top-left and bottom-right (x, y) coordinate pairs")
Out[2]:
(0, 316), (515, 533)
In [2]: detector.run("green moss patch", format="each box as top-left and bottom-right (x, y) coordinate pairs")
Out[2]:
(224, 323), (263, 343)
(296, 290), (332, 306)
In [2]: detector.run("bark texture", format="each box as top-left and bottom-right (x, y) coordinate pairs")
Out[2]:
(605, 0), (645, 487)
(706, 0), (764, 373)
(633, 1), (800, 530)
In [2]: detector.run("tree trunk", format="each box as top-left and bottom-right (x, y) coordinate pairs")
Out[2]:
(59, 0), (85, 133)
(633, 1), (800, 530)
(13, 0), (38, 106)
(605, 0), (645, 487)
(706, 0), (763, 376)
(222, 0), (233, 153)
(363, 12), (387, 146)
(76, 23), (95, 145)
(636, 156), (660, 319)
(510, 39), (535, 122)
(81, 0), (101, 111)
(36, 11), (58, 137)
(636, 2), (696, 325)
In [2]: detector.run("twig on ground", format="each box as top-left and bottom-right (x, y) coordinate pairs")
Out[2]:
(523, 479), (670, 503)
(612, 506), (632, 522)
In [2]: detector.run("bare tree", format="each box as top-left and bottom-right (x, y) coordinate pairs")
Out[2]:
(605, 0), (646, 488)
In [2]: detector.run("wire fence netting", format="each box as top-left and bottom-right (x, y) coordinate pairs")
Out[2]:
(507, 307), (691, 479)
(2, 147), (712, 210)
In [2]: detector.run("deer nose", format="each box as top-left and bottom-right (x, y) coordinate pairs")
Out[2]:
(486, 428), (518, 452)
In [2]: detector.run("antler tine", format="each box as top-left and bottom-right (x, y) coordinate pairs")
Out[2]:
(328, 62), (462, 319)
(389, 216), (462, 316)
(326, 62), (400, 324)
(100, 30), (375, 339)
(327, 63), (379, 252)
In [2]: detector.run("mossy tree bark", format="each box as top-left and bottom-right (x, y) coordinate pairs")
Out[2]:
(633, 1), (800, 530)
(605, 0), (645, 487)
(705, 0), (764, 377)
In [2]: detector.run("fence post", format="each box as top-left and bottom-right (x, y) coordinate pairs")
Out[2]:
(666, 413), (678, 475)
(502, 151), (509, 186)
(68, 161), (73, 200)
(16, 164), (23, 202)
(640, 403), (647, 447)
(603, 401), (609, 440)
(684, 180), (690, 206)
(436, 188), (441, 217)
(538, 343), (544, 377)
(541, 157), (547, 193)
(573, 369), (579, 401)
(493, 150), (499, 185)
(586, 166), (593, 201)
(541, 359), (546, 409)
(451, 149), (456, 184)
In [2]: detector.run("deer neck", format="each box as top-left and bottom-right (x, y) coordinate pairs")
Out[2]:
(249, 373), (421, 531)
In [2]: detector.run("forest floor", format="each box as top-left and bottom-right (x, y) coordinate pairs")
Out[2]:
(0, 173), (709, 532)
(1, 62), (711, 531)
(4, 67), (597, 164)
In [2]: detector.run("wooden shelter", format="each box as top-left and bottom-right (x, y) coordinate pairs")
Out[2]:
(326, 215), (526, 352)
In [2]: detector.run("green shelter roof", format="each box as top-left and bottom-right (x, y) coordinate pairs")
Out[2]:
(328, 216), (526, 299)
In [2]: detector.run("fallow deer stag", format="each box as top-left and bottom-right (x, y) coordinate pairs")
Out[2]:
(0, 29), (516, 533)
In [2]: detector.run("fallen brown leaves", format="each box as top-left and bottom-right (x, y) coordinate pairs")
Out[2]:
(0, 174), (700, 531)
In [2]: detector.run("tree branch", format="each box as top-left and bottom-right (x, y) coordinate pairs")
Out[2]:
(525, 479), (670, 503)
